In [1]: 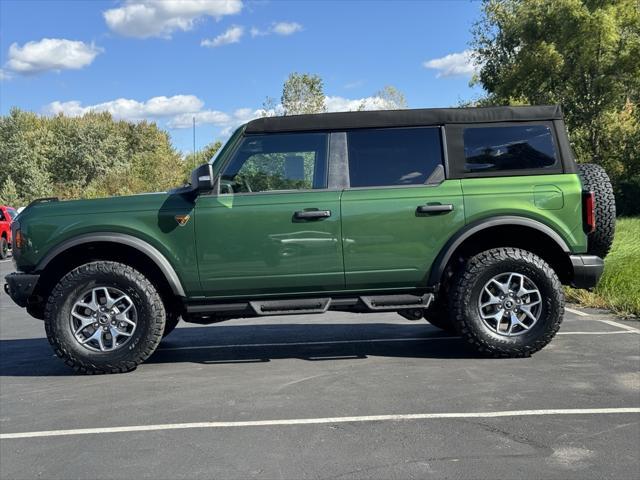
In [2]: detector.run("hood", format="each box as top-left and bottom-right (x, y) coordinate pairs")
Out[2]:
(20, 191), (184, 219)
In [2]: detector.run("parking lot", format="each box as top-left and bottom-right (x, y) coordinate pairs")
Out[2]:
(1, 257), (639, 479)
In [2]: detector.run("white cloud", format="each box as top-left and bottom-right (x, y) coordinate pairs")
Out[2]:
(104, 0), (243, 38)
(5, 38), (103, 74)
(45, 95), (204, 121)
(423, 49), (477, 78)
(201, 25), (244, 47)
(250, 21), (303, 37)
(272, 22), (302, 36)
(170, 110), (230, 127)
(0, 69), (12, 81)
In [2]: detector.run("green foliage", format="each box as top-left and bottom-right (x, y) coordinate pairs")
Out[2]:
(374, 85), (408, 109)
(0, 176), (20, 206)
(566, 217), (640, 317)
(0, 108), (187, 204)
(471, 0), (640, 214)
(281, 73), (327, 116)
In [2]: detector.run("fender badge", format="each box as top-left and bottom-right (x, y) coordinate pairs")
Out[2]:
(175, 214), (191, 226)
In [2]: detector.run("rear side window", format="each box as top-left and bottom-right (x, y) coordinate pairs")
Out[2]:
(347, 127), (443, 188)
(463, 125), (558, 173)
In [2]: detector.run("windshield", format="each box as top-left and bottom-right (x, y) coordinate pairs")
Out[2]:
(7, 208), (17, 219)
(210, 126), (244, 165)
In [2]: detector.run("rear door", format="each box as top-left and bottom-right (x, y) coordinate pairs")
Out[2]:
(340, 127), (465, 290)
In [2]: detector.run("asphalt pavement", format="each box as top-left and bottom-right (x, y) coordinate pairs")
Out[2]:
(1, 256), (639, 479)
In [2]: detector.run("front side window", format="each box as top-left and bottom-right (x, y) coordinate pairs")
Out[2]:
(221, 132), (328, 193)
(463, 125), (558, 173)
(347, 127), (443, 188)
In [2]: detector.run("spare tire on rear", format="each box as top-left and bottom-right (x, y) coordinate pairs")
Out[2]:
(577, 163), (616, 258)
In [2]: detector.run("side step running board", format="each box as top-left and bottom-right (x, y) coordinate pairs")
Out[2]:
(186, 293), (434, 317)
(249, 298), (331, 316)
(360, 293), (433, 311)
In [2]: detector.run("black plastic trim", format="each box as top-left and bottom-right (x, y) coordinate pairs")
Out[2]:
(427, 216), (572, 286)
(4, 272), (40, 308)
(35, 233), (186, 296)
(570, 255), (604, 289)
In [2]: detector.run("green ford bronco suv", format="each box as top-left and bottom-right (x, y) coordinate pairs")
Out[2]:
(5, 105), (616, 374)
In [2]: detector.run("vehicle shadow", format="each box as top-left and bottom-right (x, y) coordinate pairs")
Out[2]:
(0, 322), (482, 377)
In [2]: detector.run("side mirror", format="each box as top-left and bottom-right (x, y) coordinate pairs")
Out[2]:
(190, 163), (215, 194)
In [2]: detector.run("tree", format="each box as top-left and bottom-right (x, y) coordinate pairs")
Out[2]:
(0, 108), (187, 203)
(471, 0), (640, 213)
(0, 176), (20, 206)
(375, 85), (407, 109)
(281, 73), (327, 116)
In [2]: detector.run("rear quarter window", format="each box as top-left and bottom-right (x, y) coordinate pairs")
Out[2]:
(463, 125), (558, 173)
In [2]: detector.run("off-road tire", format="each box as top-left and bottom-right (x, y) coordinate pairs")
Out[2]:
(0, 237), (8, 259)
(577, 163), (616, 258)
(44, 261), (166, 374)
(450, 248), (564, 357)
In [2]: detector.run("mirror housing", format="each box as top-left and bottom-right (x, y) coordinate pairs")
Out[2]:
(190, 163), (215, 195)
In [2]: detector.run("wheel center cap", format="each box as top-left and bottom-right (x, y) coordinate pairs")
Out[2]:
(503, 299), (515, 310)
(99, 313), (111, 324)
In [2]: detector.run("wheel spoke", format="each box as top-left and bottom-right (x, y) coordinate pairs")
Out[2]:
(70, 286), (137, 353)
(479, 272), (542, 337)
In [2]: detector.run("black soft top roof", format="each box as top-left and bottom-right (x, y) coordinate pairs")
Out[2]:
(245, 105), (563, 134)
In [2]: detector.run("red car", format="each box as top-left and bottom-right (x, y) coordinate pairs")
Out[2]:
(0, 205), (17, 259)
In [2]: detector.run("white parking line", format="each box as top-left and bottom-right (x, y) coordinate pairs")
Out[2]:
(565, 307), (590, 317)
(1, 407), (638, 440)
(160, 330), (636, 352)
(595, 319), (640, 334)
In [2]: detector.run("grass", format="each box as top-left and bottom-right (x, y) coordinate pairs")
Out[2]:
(566, 217), (640, 318)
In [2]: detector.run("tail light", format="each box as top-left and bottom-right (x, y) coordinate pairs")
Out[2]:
(14, 229), (24, 249)
(583, 191), (596, 234)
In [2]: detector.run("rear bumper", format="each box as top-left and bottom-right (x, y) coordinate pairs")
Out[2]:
(569, 255), (604, 289)
(4, 272), (39, 308)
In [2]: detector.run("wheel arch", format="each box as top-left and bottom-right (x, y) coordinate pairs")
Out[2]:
(36, 233), (185, 296)
(428, 216), (573, 288)
(26, 233), (186, 320)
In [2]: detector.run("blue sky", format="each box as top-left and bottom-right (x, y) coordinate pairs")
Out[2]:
(0, 0), (484, 153)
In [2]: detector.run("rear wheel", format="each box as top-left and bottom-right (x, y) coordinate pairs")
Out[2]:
(0, 237), (8, 259)
(44, 261), (166, 374)
(450, 247), (564, 357)
(578, 163), (616, 258)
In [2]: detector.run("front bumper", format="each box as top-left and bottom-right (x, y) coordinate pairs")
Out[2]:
(569, 255), (604, 289)
(4, 272), (39, 308)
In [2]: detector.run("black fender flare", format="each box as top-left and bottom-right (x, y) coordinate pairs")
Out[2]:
(427, 216), (571, 287)
(35, 232), (186, 297)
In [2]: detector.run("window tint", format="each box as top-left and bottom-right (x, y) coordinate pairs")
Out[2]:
(221, 132), (328, 193)
(347, 127), (443, 188)
(463, 125), (558, 173)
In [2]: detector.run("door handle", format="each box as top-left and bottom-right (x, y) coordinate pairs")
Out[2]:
(416, 204), (454, 214)
(294, 210), (331, 220)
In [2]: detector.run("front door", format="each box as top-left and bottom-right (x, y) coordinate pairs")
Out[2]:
(340, 127), (465, 290)
(195, 131), (344, 298)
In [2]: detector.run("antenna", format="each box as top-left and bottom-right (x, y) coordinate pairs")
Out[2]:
(192, 116), (196, 168)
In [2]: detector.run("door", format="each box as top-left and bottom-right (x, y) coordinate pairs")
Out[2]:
(195, 131), (344, 298)
(340, 127), (465, 290)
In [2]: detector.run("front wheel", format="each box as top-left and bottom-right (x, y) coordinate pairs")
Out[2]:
(44, 261), (166, 374)
(449, 247), (564, 357)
